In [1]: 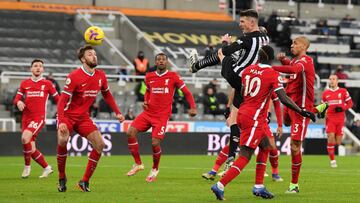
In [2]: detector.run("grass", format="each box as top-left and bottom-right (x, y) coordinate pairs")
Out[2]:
(0, 155), (359, 202)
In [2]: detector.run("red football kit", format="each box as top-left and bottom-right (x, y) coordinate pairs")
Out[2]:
(131, 70), (196, 139)
(238, 63), (284, 149)
(57, 66), (121, 136)
(272, 55), (315, 141)
(13, 77), (59, 140)
(264, 92), (283, 138)
(322, 87), (353, 135)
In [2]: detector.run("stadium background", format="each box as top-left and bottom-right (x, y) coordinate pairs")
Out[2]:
(0, 0), (359, 202)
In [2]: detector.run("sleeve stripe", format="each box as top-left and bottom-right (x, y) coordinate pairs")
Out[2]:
(179, 84), (186, 89)
(345, 97), (351, 101)
(101, 87), (110, 92)
(299, 63), (305, 72)
(62, 90), (72, 96)
(273, 98), (279, 101)
(52, 92), (58, 97)
(17, 92), (23, 95)
(274, 87), (284, 92)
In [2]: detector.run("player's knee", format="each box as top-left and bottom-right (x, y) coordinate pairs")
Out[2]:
(96, 140), (105, 151)
(151, 138), (161, 147)
(290, 143), (301, 154)
(127, 127), (137, 138)
(239, 146), (254, 160)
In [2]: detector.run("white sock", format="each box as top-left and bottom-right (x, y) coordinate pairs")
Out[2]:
(217, 182), (225, 191)
(25, 165), (31, 169)
(45, 165), (51, 170)
(254, 184), (264, 189)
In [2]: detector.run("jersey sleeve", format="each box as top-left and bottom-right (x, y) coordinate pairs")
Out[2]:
(272, 58), (308, 74)
(174, 73), (186, 90)
(343, 89), (353, 110)
(221, 36), (248, 56)
(48, 81), (60, 103)
(321, 91), (327, 103)
(100, 72), (110, 92)
(270, 70), (284, 92)
(62, 74), (77, 96)
(13, 80), (25, 105)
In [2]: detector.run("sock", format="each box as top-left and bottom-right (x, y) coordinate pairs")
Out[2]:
(128, 137), (142, 165)
(228, 124), (240, 159)
(31, 149), (48, 168)
(269, 149), (279, 174)
(82, 150), (101, 182)
(291, 152), (302, 184)
(213, 145), (229, 172)
(23, 142), (32, 166)
(195, 52), (220, 70)
(152, 145), (162, 170)
(57, 145), (67, 179)
(327, 143), (335, 161)
(220, 155), (249, 186)
(255, 149), (269, 185)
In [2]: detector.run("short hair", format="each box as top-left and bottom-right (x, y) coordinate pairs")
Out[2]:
(295, 36), (310, 50)
(155, 52), (167, 60)
(77, 44), (94, 61)
(31, 59), (44, 66)
(258, 45), (274, 64)
(240, 9), (259, 19)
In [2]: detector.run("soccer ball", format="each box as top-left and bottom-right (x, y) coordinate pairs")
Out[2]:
(84, 26), (105, 46)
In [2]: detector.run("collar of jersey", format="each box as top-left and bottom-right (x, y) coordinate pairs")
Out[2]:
(31, 76), (43, 82)
(155, 70), (168, 77)
(329, 87), (339, 92)
(81, 66), (95, 76)
(258, 63), (271, 68)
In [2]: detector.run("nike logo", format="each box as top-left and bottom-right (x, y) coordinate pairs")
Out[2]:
(25, 87), (31, 89)
(326, 95), (330, 98)
(81, 83), (87, 87)
(149, 81), (155, 84)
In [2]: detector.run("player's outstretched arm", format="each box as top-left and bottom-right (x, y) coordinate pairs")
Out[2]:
(101, 90), (124, 122)
(221, 37), (246, 56)
(272, 63), (304, 74)
(275, 88), (316, 122)
(180, 85), (197, 117)
(276, 52), (291, 65)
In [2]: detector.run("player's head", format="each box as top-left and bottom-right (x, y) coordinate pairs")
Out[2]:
(258, 45), (274, 65)
(239, 9), (259, 33)
(30, 59), (44, 77)
(329, 74), (339, 88)
(155, 53), (167, 71)
(78, 45), (98, 68)
(290, 36), (310, 56)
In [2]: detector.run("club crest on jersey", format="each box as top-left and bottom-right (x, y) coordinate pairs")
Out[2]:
(65, 78), (71, 85)
(338, 93), (341, 98)
(41, 85), (45, 90)
(99, 79), (102, 87)
(165, 79), (169, 86)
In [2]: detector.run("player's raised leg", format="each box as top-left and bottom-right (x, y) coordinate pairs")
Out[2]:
(57, 123), (70, 192)
(21, 130), (33, 178)
(77, 130), (104, 192)
(126, 126), (144, 176)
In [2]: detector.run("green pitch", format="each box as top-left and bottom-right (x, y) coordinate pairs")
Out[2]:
(0, 155), (359, 202)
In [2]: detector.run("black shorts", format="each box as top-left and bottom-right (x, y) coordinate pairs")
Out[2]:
(221, 56), (242, 91)
(232, 89), (243, 109)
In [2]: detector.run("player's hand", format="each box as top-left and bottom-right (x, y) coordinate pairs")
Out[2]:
(221, 34), (231, 43)
(115, 113), (125, 123)
(277, 52), (286, 61)
(58, 123), (69, 134)
(224, 107), (231, 119)
(266, 112), (272, 124)
(217, 49), (225, 62)
(188, 108), (197, 117)
(276, 127), (283, 138)
(16, 101), (25, 111)
(300, 110), (316, 122)
(335, 106), (343, 112)
(142, 101), (148, 110)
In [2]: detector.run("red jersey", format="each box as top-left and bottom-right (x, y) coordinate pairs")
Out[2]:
(322, 87), (353, 121)
(273, 55), (315, 109)
(13, 77), (59, 119)
(144, 70), (188, 118)
(239, 63), (284, 123)
(59, 66), (116, 119)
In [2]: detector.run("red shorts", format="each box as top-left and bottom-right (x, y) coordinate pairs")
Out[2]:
(22, 117), (45, 141)
(326, 118), (344, 136)
(59, 116), (98, 137)
(289, 110), (310, 141)
(131, 111), (168, 140)
(237, 114), (266, 149)
(264, 124), (273, 138)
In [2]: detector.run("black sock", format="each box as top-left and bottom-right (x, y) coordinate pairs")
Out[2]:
(194, 52), (220, 70)
(228, 124), (240, 159)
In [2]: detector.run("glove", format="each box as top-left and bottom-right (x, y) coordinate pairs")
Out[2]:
(335, 106), (343, 112)
(300, 110), (316, 122)
(266, 112), (272, 124)
(224, 107), (231, 119)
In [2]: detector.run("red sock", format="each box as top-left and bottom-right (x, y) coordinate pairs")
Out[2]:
(327, 143), (335, 161)
(269, 149), (279, 174)
(128, 137), (142, 165)
(82, 150), (101, 182)
(213, 145), (229, 172)
(255, 149), (269, 184)
(152, 145), (162, 170)
(291, 152), (302, 184)
(220, 155), (249, 186)
(23, 142), (32, 166)
(31, 149), (48, 168)
(57, 145), (67, 179)
(312, 107), (319, 113)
